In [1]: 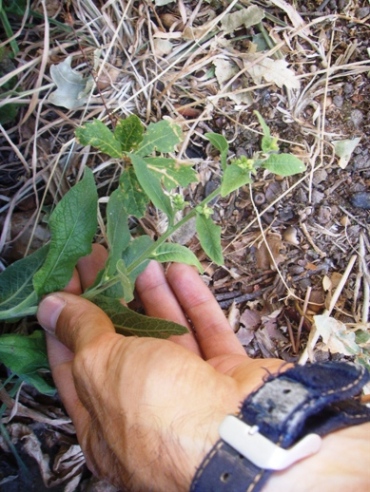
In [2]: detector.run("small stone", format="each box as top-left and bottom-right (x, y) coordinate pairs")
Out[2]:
(351, 109), (364, 128)
(351, 192), (370, 210)
(343, 83), (353, 96)
(357, 7), (370, 18)
(316, 206), (331, 225)
(353, 154), (368, 170)
(312, 169), (328, 185)
(311, 189), (325, 204)
(289, 265), (304, 275)
(338, 0), (346, 9)
(333, 95), (343, 108)
(294, 188), (308, 203)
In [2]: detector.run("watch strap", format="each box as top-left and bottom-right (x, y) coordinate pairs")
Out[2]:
(190, 361), (370, 492)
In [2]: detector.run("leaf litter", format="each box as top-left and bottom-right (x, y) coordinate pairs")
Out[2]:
(0, 0), (370, 489)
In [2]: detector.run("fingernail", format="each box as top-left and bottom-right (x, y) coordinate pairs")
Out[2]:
(37, 294), (66, 335)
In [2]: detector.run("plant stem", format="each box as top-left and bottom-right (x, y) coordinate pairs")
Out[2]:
(83, 186), (221, 300)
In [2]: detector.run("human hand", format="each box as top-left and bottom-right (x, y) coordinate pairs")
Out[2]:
(37, 245), (370, 491)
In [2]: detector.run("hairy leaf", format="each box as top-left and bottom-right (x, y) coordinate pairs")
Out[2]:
(0, 331), (55, 395)
(221, 163), (252, 197)
(116, 259), (135, 302)
(253, 110), (278, 152)
(33, 169), (98, 296)
(195, 213), (223, 265)
(106, 189), (131, 276)
(93, 295), (188, 338)
(0, 246), (48, 321)
(124, 236), (154, 281)
(119, 168), (149, 218)
(205, 133), (229, 171)
(150, 243), (203, 272)
(136, 120), (182, 157)
(262, 153), (305, 176)
(114, 115), (144, 152)
(145, 157), (197, 190)
(76, 119), (122, 158)
(130, 153), (174, 221)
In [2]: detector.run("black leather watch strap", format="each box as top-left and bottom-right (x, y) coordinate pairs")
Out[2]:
(190, 361), (370, 492)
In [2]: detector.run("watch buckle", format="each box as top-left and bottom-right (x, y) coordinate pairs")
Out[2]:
(219, 415), (322, 471)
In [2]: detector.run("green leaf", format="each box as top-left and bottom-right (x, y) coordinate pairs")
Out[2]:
(253, 110), (278, 152)
(33, 168), (98, 296)
(93, 295), (189, 338)
(129, 153), (174, 222)
(136, 120), (182, 157)
(262, 153), (305, 176)
(124, 236), (154, 281)
(205, 133), (228, 170)
(0, 246), (49, 321)
(119, 168), (149, 219)
(114, 115), (144, 152)
(116, 259), (135, 302)
(195, 213), (223, 265)
(150, 243), (203, 272)
(75, 119), (122, 158)
(145, 157), (197, 190)
(0, 331), (55, 395)
(106, 189), (131, 277)
(221, 162), (252, 197)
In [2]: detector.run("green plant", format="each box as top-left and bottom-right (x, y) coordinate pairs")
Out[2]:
(0, 111), (304, 392)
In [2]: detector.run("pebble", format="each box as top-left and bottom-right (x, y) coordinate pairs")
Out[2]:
(353, 154), (369, 171)
(357, 7), (370, 18)
(351, 109), (364, 128)
(338, 0), (347, 9)
(344, 83), (353, 96)
(333, 95), (343, 108)
(294, 188), (308, 204)
(311, 189), (325, 204)
(351, 192), (370, 210)
(312, 169), (328, 185)
(316, 206), (332, 225)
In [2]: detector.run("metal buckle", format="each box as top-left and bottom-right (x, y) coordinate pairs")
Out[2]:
(219, 415), (321, 471)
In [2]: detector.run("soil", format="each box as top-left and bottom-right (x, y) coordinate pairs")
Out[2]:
(0, 0), (369, 490)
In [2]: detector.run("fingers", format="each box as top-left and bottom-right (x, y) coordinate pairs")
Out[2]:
(135, 261), (201, 355)
(37, 292), (116, 354)
(166, 263), (245, 359)
(45, 333), (91, 431)
(77, 244), (108, 291)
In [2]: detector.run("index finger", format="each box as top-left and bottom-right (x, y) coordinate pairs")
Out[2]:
(166, 263), (245, 359)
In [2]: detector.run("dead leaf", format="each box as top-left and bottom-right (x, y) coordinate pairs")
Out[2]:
(48, 56), (94, 110)
(221, 5), (265, 34)
(256, 233), (286, 270)
(269, 0), (311, 35)
(314, 314), (361, 356)
(213, 59), (253, 105)
(153, 39), (173, 56)
(244, 55), (300, 90)
(332, 138), (361, 169)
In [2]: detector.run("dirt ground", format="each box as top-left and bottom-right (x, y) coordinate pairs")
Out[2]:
(0, 0), (369, 490)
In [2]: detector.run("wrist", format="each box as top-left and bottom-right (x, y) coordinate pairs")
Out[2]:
(190, 361), (370, 492)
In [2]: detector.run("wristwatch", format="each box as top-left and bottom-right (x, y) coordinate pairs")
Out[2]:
(190, 361), (370, 492)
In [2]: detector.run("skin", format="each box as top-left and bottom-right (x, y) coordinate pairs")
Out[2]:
(37, 244), (370, 491)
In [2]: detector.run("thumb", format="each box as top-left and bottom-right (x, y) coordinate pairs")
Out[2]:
(37, 292), (116, 354)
